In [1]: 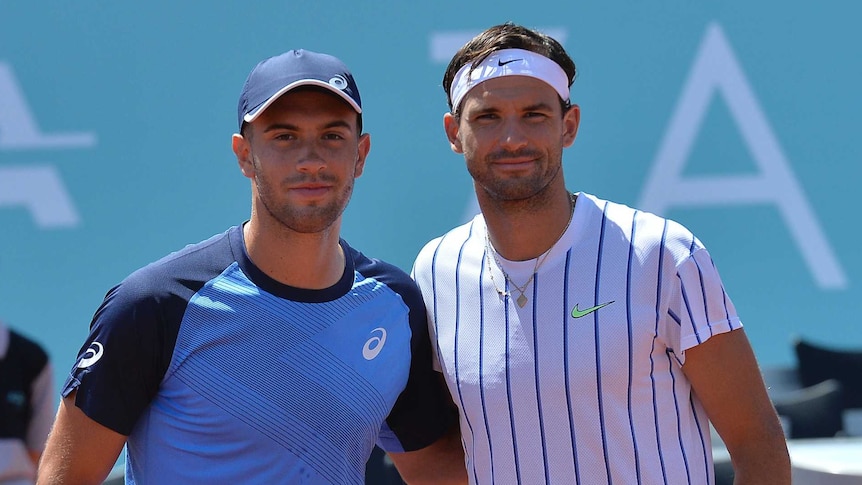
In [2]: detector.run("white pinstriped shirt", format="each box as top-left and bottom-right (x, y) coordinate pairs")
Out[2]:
(412, 192), (742, 485)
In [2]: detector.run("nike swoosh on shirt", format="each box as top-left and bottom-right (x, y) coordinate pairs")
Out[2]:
(571, 301), (614, 318)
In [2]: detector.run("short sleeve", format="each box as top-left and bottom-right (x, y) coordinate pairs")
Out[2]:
(63, 279), (176, 435)
(665, 248), (742, 363)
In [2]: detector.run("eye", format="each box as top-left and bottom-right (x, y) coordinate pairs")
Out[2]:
(525, 111), (548, 119)
(474, 113), (499, 121)
(322, 133), (346, 140)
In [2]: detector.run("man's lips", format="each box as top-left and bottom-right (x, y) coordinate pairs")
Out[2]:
(291, 183), (333, 196)
(492, 157), (537, 170)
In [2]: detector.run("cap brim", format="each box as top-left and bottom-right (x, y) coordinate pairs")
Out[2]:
(243, 79), (362, 124)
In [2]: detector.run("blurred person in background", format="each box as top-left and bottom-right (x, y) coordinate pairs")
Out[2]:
(0, 319), (54, 485)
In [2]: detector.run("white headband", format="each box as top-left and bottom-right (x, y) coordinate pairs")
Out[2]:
(449, 48), (570, 112)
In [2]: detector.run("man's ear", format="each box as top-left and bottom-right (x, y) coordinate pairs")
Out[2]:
(232, 133), (254, 178)
(354, 133), (371, 178)
(562, 104), (580, 148)
(443, 112), (463, 154)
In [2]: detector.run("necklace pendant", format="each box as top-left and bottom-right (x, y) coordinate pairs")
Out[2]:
(516, 293), (528, 308)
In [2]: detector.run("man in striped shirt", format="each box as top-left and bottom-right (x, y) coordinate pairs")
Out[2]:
(411, 22), (790, 484)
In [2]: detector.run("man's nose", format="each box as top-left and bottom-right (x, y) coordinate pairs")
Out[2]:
(295, 143), (327, 172)
(499, 118), (528, 150)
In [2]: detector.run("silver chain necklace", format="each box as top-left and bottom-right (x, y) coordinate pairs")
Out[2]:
(485, 192), (576, 308)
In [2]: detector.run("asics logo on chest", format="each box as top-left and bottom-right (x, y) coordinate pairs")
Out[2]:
(362, 328), (387, 360)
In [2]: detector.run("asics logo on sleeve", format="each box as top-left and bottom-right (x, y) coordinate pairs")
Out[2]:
(571, 301), (614, 319)
(362, 328), (387, 360)
(77, 342), (104, 368)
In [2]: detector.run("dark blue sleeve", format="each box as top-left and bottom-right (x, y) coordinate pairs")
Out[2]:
(62, 229), (236, 435)
(63, 277), (178, 435)
(353, 251), (456, 452)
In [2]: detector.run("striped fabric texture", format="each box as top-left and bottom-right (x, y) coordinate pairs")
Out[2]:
(412, 192), (742, 485)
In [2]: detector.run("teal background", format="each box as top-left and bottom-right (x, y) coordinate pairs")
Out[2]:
(1, 1), (860, 400)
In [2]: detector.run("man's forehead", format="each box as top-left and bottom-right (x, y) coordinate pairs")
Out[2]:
(247, 92), (359, 136)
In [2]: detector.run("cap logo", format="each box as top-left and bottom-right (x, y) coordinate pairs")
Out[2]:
(329, 75), (348, 91)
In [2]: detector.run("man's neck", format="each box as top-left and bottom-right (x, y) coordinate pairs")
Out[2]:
(243, 218), (345, 290)
(480, 188), (575, 262)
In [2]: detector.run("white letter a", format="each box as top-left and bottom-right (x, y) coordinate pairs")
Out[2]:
(638, 23), (846, 290)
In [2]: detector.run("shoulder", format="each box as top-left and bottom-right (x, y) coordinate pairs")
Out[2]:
(346, 242), (422, 304)
(583, 192), (702, 264)
(8, 329), (47, 355)
(7, 329), (49, 370)
(413, 217), (481, 272)
(118, 227), (238, 301)
(92, 227), (241, 338)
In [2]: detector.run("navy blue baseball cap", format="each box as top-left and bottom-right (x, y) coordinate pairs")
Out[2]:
(237, 49), (362, 130)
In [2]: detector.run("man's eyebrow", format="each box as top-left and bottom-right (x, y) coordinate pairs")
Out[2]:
(321, 120), (353, 130)
(467, 101), (556, 116)
(262, 123), (298, 133)
(522, 101), (556, 112)
(467, 106), (500, 116)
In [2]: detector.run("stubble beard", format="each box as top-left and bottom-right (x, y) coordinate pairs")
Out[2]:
(254, 161), (355, 235)
(468, 147), (564, 206)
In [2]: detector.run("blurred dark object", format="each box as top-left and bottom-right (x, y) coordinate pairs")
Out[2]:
(794, 338), (862, 409)
(365, 446), (405, 485)
(772, 379), (845, 439)
(713, 457), (735, 485)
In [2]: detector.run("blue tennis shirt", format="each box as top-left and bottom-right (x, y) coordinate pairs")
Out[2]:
(62, 225), (452, 484)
